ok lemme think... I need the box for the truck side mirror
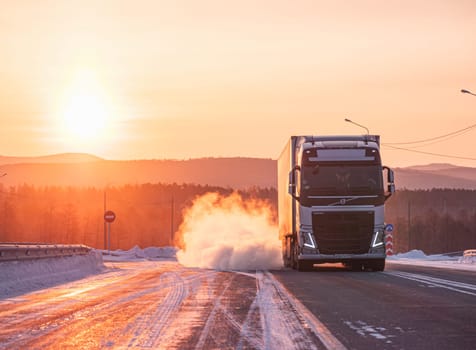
[383,166,395,200]
[387,183,395,194]
[387,168,394,183]
[288,166,300,200]
[288,170,296,196]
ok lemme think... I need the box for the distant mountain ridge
[0,153,103,165]
[394,164,476,190]
[0,156,276,189]
[0,154,474,190]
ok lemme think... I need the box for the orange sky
[1,0,476,167]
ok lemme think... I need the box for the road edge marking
[266,272,348,350]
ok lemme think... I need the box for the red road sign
[104,210,116,223]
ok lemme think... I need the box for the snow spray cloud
[176,192,282,270]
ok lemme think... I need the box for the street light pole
[461,89,476,96]
[344,118,370,134]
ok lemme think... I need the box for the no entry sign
[104,210,116,223]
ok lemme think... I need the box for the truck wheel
[297,261,313,272]
[291,254,298,270]
[291,240,299,270]
[351,261,364,271]
[368,259,385,272]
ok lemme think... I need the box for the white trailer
[278,135,395,271]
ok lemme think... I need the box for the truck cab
[278,135,395,271]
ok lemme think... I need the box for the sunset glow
[0,1,475,166]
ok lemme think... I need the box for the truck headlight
[301,231,316,249]
[372,230,385,248]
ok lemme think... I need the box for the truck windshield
[300,163,384,204]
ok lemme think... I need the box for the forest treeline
[0,183,475,254]
[0,183,277,250]
[385,189,476,254]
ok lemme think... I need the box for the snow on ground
[387,249,476,271]
[0,250,104,299]
[0,246,178,299]
[1,246,475,299]
[100,245,177,262]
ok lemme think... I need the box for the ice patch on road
[176,192,282,270]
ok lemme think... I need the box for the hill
[0,154,475,190]
[394,164,476,190]
[0,153,103,165]
[0,157,276,189]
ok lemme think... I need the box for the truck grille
[312,211,374,254]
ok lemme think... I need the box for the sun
[63,89,107,139]
[59,69,111,142]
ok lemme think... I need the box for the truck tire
[368,259,386,272]
[291,251,298,270]
[291,239,299,270]
[350,261,364,271]
[283,238,292,268]
[297,261,313,272]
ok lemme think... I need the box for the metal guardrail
[0,243,91,262]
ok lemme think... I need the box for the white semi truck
[278,135,395,271]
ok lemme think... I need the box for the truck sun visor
[304,148,375,162]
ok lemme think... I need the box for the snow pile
[0,250,104,299]
[176,192,282,270]
[101,245,177,261]
[458,251,476,264]
[388,249,476,271]
[390,250,429,260]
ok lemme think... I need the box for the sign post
[104,210,116,255]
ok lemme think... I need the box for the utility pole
[170,195,175,245]
[104,190,107,250]
[407,200,411,251]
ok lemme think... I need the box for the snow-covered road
[1,247,475,349]
[0,257,343,350]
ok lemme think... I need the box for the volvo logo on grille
[340,198,347,205]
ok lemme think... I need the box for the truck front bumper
[299,253,385,264]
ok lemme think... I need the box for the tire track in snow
[129,272,187,348]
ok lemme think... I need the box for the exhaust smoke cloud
[176,192,282,270]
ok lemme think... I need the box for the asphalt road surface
[273,261,476,350]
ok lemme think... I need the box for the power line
[383,123,476,145]
[401,127,475,149]
[383,144,476,161]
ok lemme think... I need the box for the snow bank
[458,254,476,265]
[388,249,476,271]
[100,245,177,262]
[0,250,104,299]
[389,250,429,260]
